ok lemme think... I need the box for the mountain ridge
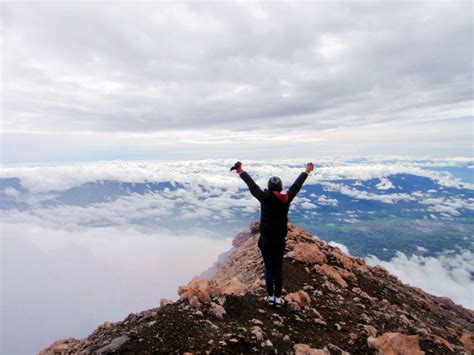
[40,222,473,354]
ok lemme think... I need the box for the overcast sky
[1,1,472,163]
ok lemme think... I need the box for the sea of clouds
[366,250,474,309]
[1,223,231,354]
[1,157,473,354]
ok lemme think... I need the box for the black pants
[258,236,285,298]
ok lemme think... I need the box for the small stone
[218,340,227,346]
[399,314,411,326]
[261,339,273,347]
[251,326,264,341]
[204,319,219,330]
[208,340,214,345]
[258,308,266,314]
[311,308,322,318]
[360,313,371,323]
[98,321,113,329]
[290,302,302,311]
[96,336,130,354]
[160,298,172,307]
[363,325,377,337]
[285,290,312,311]
[251,318,264,325]
[217,296,226,306]
[210,303,226,319]
[283,335,291,342]
[189,296,201,309]
[195,311,204,317]
[229,338,239,343]
[272,313,284,322]
[416,327,429,337]
[328,343,350,355]
[314,318,327,325]
[348,332,358,344]
[146,321,157,327]
[294,343,329,355]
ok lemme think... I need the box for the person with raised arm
[231,161,314,307]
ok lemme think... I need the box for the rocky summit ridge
[40,222,473,354]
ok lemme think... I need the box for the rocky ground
[40,222,473,354]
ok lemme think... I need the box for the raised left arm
[287,162,313,202]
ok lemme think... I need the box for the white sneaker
[267,295,275,305]
[274,297,284,307]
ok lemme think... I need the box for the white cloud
[321,181,413,204]
[3,187,20,198]
[300,201,317,209]
[0,222,231,354]
[421,196,474,216]
[0,188,258,230]
[317,195,338,206]
[2,157,472,194]
[1,157,472,232]
[376,177,394,190]
[366,251,474,309]
[329,241,350,255]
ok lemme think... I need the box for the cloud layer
[2,157,472,193]
[366,251,474,309]
[0,157,472,353]
[1,2,473,162]
[1,223,231,354]
[1,158,472,230]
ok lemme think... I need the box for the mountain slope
[40,222,473,354]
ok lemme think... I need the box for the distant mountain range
[1,171,472,260]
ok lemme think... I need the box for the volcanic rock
[314,264,348,288]
[284,290,312,311]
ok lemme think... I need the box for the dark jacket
[240,171,308,240]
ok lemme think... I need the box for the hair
[268,176,283,192]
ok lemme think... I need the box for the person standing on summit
[231,161,314,307]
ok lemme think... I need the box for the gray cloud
[1,1,472,138]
